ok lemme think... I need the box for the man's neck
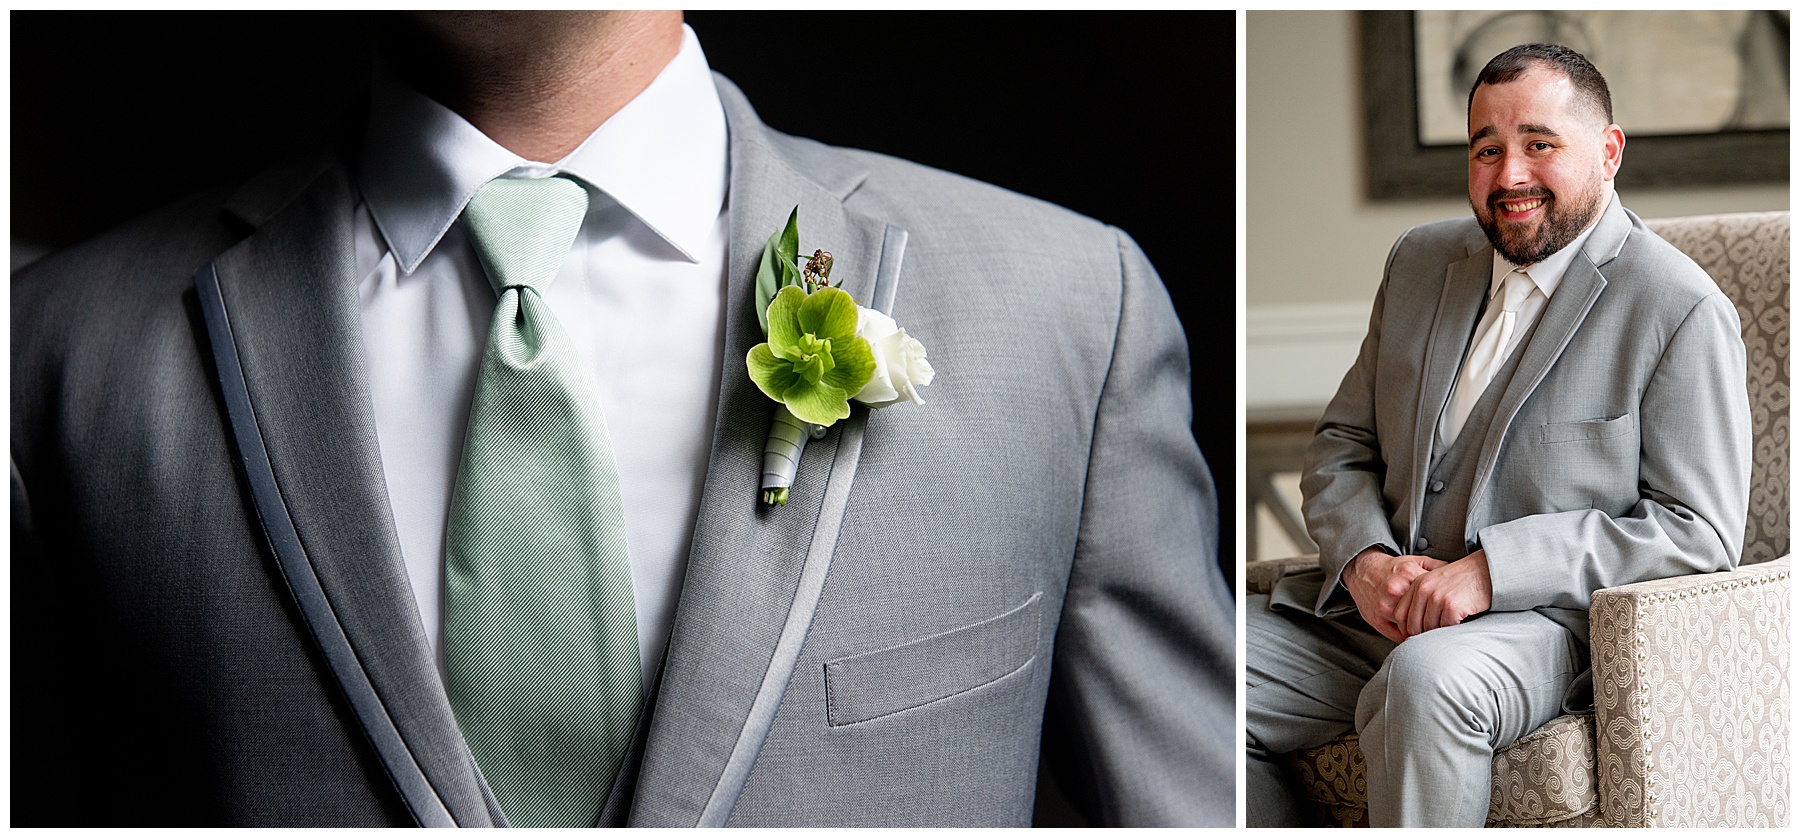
[379,10,684,162]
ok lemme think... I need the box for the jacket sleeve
[1296,232,1413,615]
[1478,290,1750,612]
[1039,229,1234,826]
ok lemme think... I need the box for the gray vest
[1413,318,1543,562]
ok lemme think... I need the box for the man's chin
[1484,222,1548,265]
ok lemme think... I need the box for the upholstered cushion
[1645,212,1789,565]
[1283,734,1369,827]
[1284,714,1602,827]
[1487,714,1601,826]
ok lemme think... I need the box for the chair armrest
[1246,554,1320,596]
[1589,556,1790,827]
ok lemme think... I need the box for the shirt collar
[1489,191,1612,301]
[358,24,728,274]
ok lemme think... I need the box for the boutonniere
[749,207,934,506]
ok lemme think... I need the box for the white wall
[1246,10,1790,412]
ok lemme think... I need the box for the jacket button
[1429,480,1445,493]
[1415,537,1430,551]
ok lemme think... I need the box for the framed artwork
[1362,10,1789,199]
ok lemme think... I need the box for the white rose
[852,307,934,408]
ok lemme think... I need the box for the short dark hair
[1467,43,1613,126]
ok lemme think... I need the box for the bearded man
[1245,43,1750,827]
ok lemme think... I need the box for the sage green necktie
[444,175,641,828]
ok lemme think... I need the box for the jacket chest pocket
[822,592,1042,727]
[1507,413,1639,514]
[1539,413,1634,444]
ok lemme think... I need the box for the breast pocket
[1515,413,1639,513]
[1539,413,1634,444]
[822,593,1042,727]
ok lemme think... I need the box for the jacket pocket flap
[823,592,1042,727]
[1540,413,1633,444]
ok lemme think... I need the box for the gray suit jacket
[9,77,1232,826]
[1282,199,1750,640]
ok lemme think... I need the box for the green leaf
[755,233,780,336]
[820,333,876,396]
[782,379,851,426]
[766,286,807,357]
[776,207,801,289]
[797,286,860,341]
[755,207,803,334]
[747,343,800,402]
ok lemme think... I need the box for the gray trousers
[1246,580,1586,827]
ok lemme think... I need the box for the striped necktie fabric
[444,175,641,828]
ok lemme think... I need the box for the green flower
[747,286,876,426]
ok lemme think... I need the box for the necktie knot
[462,176,590,294]
[1499,269,1534,313]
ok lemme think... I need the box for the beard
[1473,181,1604,266]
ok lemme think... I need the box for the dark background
[11,11,1235,826]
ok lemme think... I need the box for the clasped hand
[1341,547,1493,644]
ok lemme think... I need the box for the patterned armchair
[1248,211,1790,827]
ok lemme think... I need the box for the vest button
[1429,480,1445,493]
[1415,537,1430,551]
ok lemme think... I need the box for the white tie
[1441,268,1536,447]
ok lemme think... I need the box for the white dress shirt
[353,25,729,680]
[1434,194,1610,451]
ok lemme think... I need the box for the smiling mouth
[1498,197,1545,214]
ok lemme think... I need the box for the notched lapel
[199,165,496,827]
[630,84,894,826]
